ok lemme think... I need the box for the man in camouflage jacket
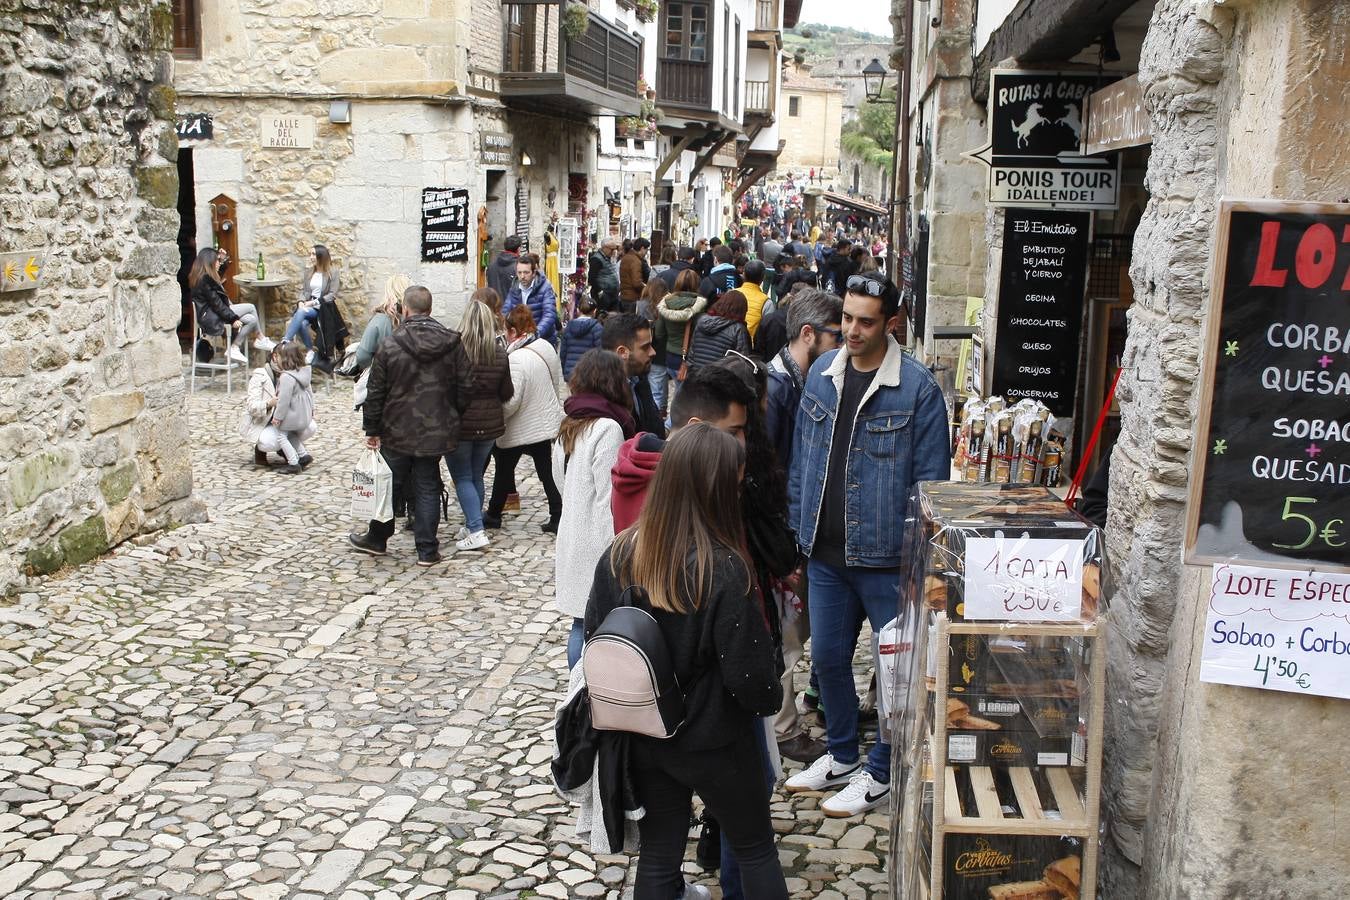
[349,285,472,566]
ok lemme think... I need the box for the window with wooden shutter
[173,0,201,58]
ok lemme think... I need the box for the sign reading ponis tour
[966,70,1121,210]
[1186,199,1350,570]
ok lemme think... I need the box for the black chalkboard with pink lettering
[1188,201,1350,569]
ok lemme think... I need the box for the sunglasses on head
[722,349,768,384]
[846,274,890,297]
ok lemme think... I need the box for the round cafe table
[232,275,291,359]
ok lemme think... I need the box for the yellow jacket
[741,281,771,340]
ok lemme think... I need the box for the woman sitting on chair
[284,244,341,368]
[190,248,271,363]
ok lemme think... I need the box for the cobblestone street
[0,375,889,899]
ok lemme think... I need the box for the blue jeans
[806,558,899,782]
[719,720,775,899]
[567,617,585,670]
[446,439,495,533]
[647,364,668,414]
[284,305,319,348]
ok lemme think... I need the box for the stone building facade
[891,0,1350,891]
[0,2,200,593]
[776,71,844,175]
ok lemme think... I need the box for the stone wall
[177,0,466,97]
[778,88,844,171]
[0,1,201,594]
[185,98,482,328]
[1104,0,1350,895]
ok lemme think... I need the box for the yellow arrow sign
[24,257,40,281]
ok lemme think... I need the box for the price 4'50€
[1273,497,1345,550]
[1252,654,1311,690]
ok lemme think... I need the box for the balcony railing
[755,0,777,31]
[502,2,642,115]
[745,80,770,113]
[657,58,710,108]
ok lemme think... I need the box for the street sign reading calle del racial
[965,69,1122,210]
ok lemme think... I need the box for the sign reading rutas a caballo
[1187,199,1350,571]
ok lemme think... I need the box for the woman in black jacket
[586,424,787,900]
[189,248,266,363]
[684,290,752,378]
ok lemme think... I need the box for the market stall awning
[822,191,888,216]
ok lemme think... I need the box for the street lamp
[862,58,888,102]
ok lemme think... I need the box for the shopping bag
[352,448,394,522]
[875,617,913,727]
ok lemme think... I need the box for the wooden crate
[906,617,1105,900]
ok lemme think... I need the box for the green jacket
[653,292,708,357]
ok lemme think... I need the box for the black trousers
[630,730,788,900]
[486,441,561,520]
[367,449,441,560]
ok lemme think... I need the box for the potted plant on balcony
[635,0,659,23]
[563,2,590,43]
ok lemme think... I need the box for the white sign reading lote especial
[1200,563,1350,700]
[964,536,1085,622]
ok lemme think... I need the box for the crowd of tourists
[203,225,949,898]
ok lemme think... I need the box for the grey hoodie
[273,366,315,432]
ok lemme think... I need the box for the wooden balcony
[745,79,771,116]
[501,2,642,118]
[748,0,779,48]
[657,57,711,109]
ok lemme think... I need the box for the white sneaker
[255,335,277,353]
[453,526,469,541]
[305,349,315,364]
[681,885,712,900]
[783,752,861,794]
[455,530,490,551]
[821,770,890,818]
[227,345,247,363]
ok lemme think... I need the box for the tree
[840,88,896,170]
[793,47,807,66]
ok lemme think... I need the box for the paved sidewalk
[0,375,888,899]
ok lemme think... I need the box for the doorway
[484,169,507,253]
[175,146,196,349]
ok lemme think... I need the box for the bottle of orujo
[1022,419,1045,484]
[992,413,1014,483]
[256,252,266,280]
[1041,439,1064,487]
[964,415,986,482]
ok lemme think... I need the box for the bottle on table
[256,253,266,280]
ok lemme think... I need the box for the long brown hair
[472,286,505,334]
[188,248,222,288]
[558,349,630,457]
[311,244,333,276]
[673,268,700,293]
[640,276,668,310]
[614,423,748,613]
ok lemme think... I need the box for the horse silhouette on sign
[1012,103,1049,148]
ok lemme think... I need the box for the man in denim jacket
[784,272,951,817]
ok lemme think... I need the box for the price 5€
[1273,497,1345,550]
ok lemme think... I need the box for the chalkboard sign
[421,187,469,263]
[990,207,1091,417]
[1186,200,1350,570]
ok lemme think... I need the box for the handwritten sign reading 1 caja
[964,536,1085,622]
